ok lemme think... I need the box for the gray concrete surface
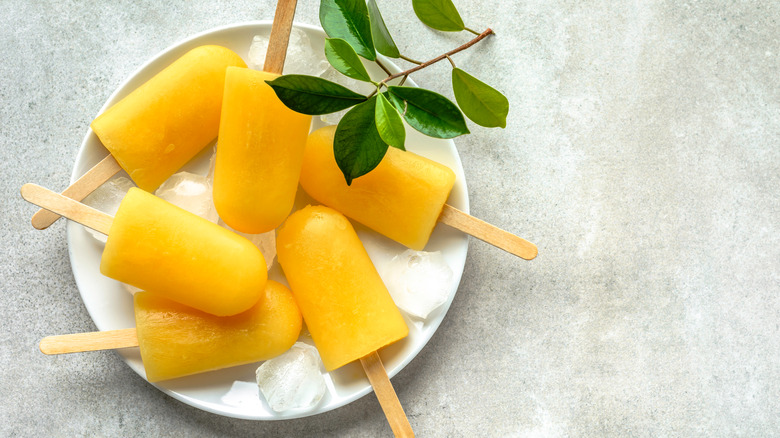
[2,1,778,436]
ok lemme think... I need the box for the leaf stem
[374,58,392,76]
[399,54,423,65]
[379,28,494,86]
[446,55,456,68]
[464,26,481,36]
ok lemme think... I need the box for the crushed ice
[248,28,330,76]
[81,176,135,243]
[380,249,454,320]
[255,342,327,412]
[154,171,218,223]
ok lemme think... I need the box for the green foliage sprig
[267,0,509,185]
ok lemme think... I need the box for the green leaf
[412,0,465,32]
[367,0,400,58]
[375,93,406,149]
[320,0,376,61]
[451,68,509,128]
[266,75,367,115]
[334,96,389,184]
[324,38,372,82]
[387,86,470,139]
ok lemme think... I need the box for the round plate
[67,21,469,420]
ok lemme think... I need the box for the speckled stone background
[2,1,778,436]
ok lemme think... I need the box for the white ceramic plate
[67,21,469,420]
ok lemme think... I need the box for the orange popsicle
[300,126,538,260]
[277,205,408,371]
[100,187,267,316]
[135,280,301,382]
[212,67,311,233]
[33,45,246,230]
[300,126,455,250]
[39,281,302,383]
[90,45,246,192]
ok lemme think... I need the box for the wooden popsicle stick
[30,0,298,230]
[40,328,138,355]
[20,183,113,235]
[264,0,298,74]
[438,203,538,260]
[30,155,122,230]
[43,330,414,438]
[360,351,415,438]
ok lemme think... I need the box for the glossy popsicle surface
[213,66,312,233]
[100,188,267,316]
[135,280,301,382]
[91,45,246,192]
[277,205,408,371]
[300,126,456,250]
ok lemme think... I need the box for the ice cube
[81,176,136,243]
[256,342,327,412]
[219,221,276,271]
[247,35,269,70]
[248,28,330,76]
[154,172,218,223]
[318,66,377,124]
[379,249,454,320]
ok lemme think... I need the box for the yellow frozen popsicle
[100,187,267,316]
[23,183,267,316]
[135,280,301,382]
[300,126,539,260]
[212,66,312,234]
[277,205,408,371]
[38,281,302,383]
[300,126,455,250]
[32,45,246,230]
[90,45,246,192]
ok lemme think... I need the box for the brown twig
[378,28,494,86]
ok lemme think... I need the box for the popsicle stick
[40,329,138,355]
[20,183,113,235]
[264,0,298,74]
[438,204,538,260]
[43,330,414,437]
[360,351,415,438]
[30,155,122,230]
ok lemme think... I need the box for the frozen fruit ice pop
[100,187,266,316]
[213,66,312,234]
[91,45,246,192]
[277,205,408,371]
[135,280,301,382]
[299,126,456,250]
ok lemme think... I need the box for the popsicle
[39,280,302,383]
[300,126,538,260]
[31,44,246,230]
[21,184,267,316]
[277,205,413,436]
[212,0,312,234]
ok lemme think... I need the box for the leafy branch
[377,28,494,86]
[267,0,509,184]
